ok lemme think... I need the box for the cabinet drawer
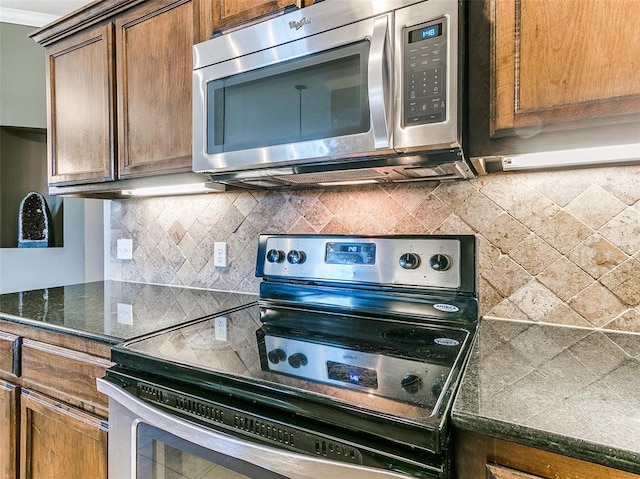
[21,340,113,417]
[0,332,20,379]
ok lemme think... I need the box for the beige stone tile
[412,195,453,232]
[374,197,412,231]
[537,257,594,302]
[433,180,478,210]
[288,216,319,234]
[599,207,640,255]
[596,166,640,205]
[390,214,429,234]
[509,234,562,275]
[232,191,258,216]
[167,220,186,245]
[318,217,350,234]
[509,280,562,321]
[481,213,530,254]
[536,211,593,254]
[568,283,627,327]
[478,276,503,316]
[567,234,627,279]
[478,172,533,210]
[433,214,476,235]
[334,197,369,232]
[540,303,592,328]
[487,298,529,321]
[318,189,354,214]
[604,310,640,333]
[456,191,503,231]
[600,258,640,307]
[564,185,626,229]
[507,189,561,231]
[387,182,434,212]
[483,255,531,298]
[531,170,592,207]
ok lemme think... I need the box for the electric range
[99,234,478,479]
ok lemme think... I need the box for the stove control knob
[401,373,423,394]
[399,253,421,270]
[429,254,451,272]
[266,249,285,263]
[267,348,286,364]
[288,353,308,369]
[287,250,306,265]
[431,376,445,397]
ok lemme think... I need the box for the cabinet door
[206,0,306,33]
[116,0,198,178]
[491,0,640,137]
[19,390,107,479]
[46,24,116,185]
[0,380,18,479]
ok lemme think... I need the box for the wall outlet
[214,242,227,267]
[117,238,133,260]
[117,302,133,325]
[214,316,228,341]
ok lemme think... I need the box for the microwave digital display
[408,23,442,43]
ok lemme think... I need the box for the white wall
[0,197,105,293]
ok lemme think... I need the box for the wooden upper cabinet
[46,24,115,186]
[204,0,307,34]
[491,0,640,138]
[116,0,197,178]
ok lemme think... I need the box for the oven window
[207,41,371,154]
[136,423,289,479]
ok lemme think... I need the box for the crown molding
[0,7,59,27]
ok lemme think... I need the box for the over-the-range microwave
[192,0,474,188]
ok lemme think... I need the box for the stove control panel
[260,334,452,407]
[257,234,476,291]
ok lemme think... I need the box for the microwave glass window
[207,41,371,154]
[136,423,290,479]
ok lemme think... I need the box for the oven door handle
[367,14,392,149]
[97,378,413,479]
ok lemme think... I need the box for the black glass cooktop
[112,303,472,430]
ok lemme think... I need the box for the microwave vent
[274,168,387,184]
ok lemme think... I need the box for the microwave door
[192,14,393,175]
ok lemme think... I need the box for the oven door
[97,378,439,479]
[192,13,392,175]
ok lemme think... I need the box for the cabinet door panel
[47,24,115,185]
[492,0,640,137]
[0,332,20,380]
[21,340,112,418]
[0,380,18,479]
[19,390,107,479]
[208,0,305,32]
[116,0,196,178]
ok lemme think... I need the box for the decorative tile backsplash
[110,165,640,333]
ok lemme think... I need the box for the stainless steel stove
[98,234,478,479]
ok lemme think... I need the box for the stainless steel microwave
[193,0,474,188]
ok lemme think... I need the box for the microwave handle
[368,15,392,149]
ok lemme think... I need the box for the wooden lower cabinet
[455,429,640,479]
[20,390,107,479]
[0,380,19,479]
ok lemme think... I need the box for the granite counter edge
[451,410,640,475]
[0,312,121,346]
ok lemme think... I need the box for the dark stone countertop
[0,281,257,345]
[452,318,640,475]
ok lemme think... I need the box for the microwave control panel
[403,17,448,126]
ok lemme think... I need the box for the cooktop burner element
[105,234,478,478]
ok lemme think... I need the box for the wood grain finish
[21,340,112,418]
[0,332,19,378]
[19,390,107,479]
[492,0,640,137]
[46,23,116,185]
[209,0,304,32]
[116,0,196,178]
[0,380,19,479]
[455,429,640,479]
